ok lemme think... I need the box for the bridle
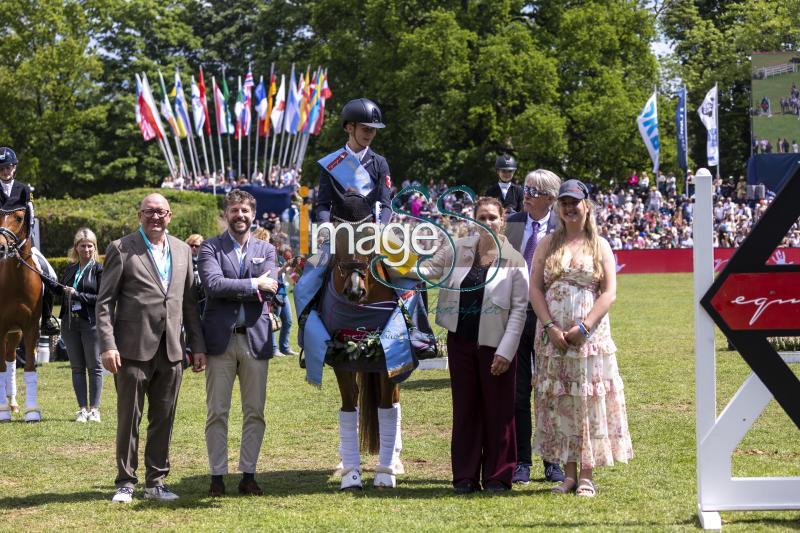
[0,209,30,261]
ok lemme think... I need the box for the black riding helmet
[495,154,517,171]
[0,147,18,168]
[341,98,386,129]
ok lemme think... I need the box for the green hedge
[38,188,223,256]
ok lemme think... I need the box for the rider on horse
[296,99,436,490]
[0,147,60,337]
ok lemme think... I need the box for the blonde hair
[523,169,562,199]
[543,199,604,283]
[185,234,204,247]
[252,226,271,242]
[67,228,99,263]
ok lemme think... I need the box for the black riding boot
[40,287,59,336]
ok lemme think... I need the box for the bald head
[138,193,172,244]
[140,193,170,212]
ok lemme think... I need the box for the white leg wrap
[23,372,40,421]
[339,410,362,490]
[338,410,360,472]
[392,403,403,473]
[0,374,8,421]
[375,406,399,488]
[5,359,16,399]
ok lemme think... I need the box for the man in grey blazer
[197,189,278,497]
[505,169,564,485]
[97,193,206,503]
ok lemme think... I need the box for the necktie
[523,221,540,269]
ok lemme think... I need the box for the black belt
[233,325,247,335]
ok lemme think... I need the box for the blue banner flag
[317,149,373,196]
[637,90,659,173]
[676,86,688,172]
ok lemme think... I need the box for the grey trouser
[205,333,269,475]
[114,336,182,488]
[61,317,103,408]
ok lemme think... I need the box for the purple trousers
[447,332,517,488]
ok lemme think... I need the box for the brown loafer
[208,478,225,497]
[238,479,263,496]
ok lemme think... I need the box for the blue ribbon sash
[317,149,373,197]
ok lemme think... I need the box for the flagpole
[187,128,201,179]
[269,131,278,185]
[156,137,174,176]
[715,82,720,180]
[201,69,218,177]
[277,128,286,174]
[222,67,233,180]
[212,76,226,182]
[199,131,210,175]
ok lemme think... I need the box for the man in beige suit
[96,193,207,503]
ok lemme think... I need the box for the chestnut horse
[0,207,43,422]
[323,195,403,489]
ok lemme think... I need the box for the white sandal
[576,478,596,497]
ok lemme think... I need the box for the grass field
[1,274,799,531]
[751,52,800,144]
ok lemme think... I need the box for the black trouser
[514,308,536,465]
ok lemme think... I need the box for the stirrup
[340,468,362,490]
[23,406,41,422]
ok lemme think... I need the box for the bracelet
[578,321,591,339]
[543,320,555,329]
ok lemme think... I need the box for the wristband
[543,320,555,329]
[578,321,591,339]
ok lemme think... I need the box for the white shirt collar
[0,179,13,197]
[528,210,550,228]
[498,181,512,192]
[344,143,368,162]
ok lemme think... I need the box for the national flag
[212,77,228,136]
[234,76,248,138]
[140,73,166,140]
[284,65,299,134]
[636,90,659,174]
[676,86,688,172]
[698,84,719,167]
[173,71,191,138]
[307,70,323,135]
[263,70,277,137]
[191,77,206,136]
[271,74,286,132]
[134,74,158,141]
[255,76,269,137]
[198,68,211,135]
[221,73,235,135]
[312,69,330,135]
[157,70,179,137]
[243,66,255,136]
[297,67,312,133]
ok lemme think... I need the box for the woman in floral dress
[529,179,633,497]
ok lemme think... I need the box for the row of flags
[135,65,332,144]
[636,85,719,174]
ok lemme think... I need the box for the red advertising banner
[707,272,800,330]
[614,248,800,274]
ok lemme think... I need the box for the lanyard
[138,226,171,281]
[73,260,94,290]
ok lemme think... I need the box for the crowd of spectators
[160,166,301,191]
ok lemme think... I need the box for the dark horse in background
[321,193,403,490]
[0,207,43,422]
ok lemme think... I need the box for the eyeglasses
[189,244,201,249]
[140,208,171,219]
[524,186,550,198]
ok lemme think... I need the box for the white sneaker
[112,487,134,503]
[75,408,89,423]
[88,408,101,423]
[144,485,179,501]
[340,469,362,490]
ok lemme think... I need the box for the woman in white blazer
[412,197,529,493]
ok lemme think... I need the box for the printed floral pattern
[533,260,633,468]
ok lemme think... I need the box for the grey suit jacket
[505,209,559,252]
[96,232,206,363]
[197,232,277,359]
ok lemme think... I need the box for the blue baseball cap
[558,179,589,200]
